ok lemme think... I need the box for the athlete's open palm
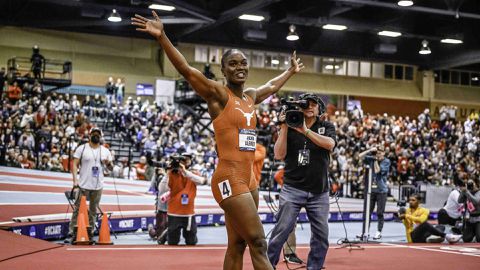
[131,11,164,38]
[290,51,305,73]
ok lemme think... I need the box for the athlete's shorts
[211,159,258,204]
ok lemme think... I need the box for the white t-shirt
[74,143,112,190]
[443,190,462,219]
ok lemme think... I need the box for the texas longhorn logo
[235,108,255,126]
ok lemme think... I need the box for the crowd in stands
[328,107,480,198]
[1,75,479,198]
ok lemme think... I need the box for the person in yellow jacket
[400,194,461,243]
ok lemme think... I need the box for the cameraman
[268,94,335,269]
[161,153,206,245]
[438,188,462,227]
[458,179,480,242]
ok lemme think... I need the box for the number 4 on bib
[218,180,232,199]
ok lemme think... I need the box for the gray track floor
[76,221,409,246]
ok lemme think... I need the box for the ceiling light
[397,1,414,7]
[441,38,463,44]
[108,9,122,22]
[286,25,299,41]
[378,31,402,37]
[419,40,431,55]
[148,4,175,11]
[239,14,265,22]
[271,59,280,65]
[472,77,479,81]
[322,24,347,31]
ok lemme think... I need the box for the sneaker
[426,235,444,243]
[445,234,461,244]
[284,253,303,265]
[373,231,382,240]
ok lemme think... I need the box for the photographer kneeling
[458,179,480,242]
[400,194,461,244]
[160,153,206,245]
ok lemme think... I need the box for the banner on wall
[430,102,480,121]
[155,79,175,104]
[347,100,362,111]
[56,85,105,96]
[136,83,154,96]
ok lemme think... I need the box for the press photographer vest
[168,172,197,216]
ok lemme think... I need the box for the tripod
[334,192,364,251]
[336,155,379,250]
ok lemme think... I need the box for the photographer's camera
[280,98,309,128]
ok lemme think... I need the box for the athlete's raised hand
[289,51,305,73]
[131,11,164,38]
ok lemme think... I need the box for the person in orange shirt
[135,156,147,180]
[161,154,206,245]
[253,142,266,186]
[7,82,22,103]
[133,11,303,269]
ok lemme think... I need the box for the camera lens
[286,111,304,128]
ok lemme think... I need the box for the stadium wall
[1,27,479,115]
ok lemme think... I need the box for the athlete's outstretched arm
[246,51,304,104]
[132,11,219,100]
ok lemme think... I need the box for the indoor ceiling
[1,0,480,71]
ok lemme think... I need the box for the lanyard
[91,145,101,166]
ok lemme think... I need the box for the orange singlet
[211,89,258,203]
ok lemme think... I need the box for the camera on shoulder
[280,97,309,128]
[167,153,186,173]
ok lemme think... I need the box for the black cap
[299,93,321,104]
[299,93,326,114]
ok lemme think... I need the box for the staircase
[90,116,141,164]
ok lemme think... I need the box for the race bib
[239,129,256,151]
[218,180,232,200]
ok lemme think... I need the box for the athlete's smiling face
[221,52,249,85]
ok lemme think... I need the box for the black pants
[369,192,387,232]
[437,209,460,226]
[462,221,480,243]
[167,215,197,245]
[411,222,446,243]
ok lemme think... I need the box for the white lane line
[381,243,480,258]
[66,245,455,252]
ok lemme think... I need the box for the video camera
[467,180,475,191]
[167,154,186,173]
[280,97,309,128]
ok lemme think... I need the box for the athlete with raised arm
[132,11,304,269]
